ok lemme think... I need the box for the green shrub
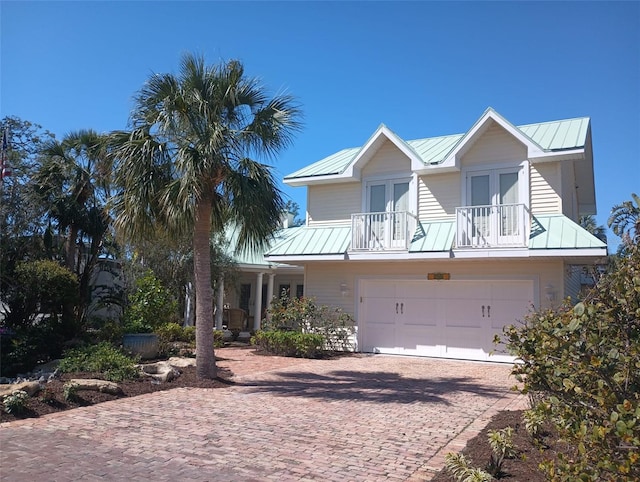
[501,244,640,480]
[63,382,79,402]
[2,390,29,414]
[213,329,224,348]
[123,271,178,333]
[444,453,493,482]
[183,326,196,343]
[58,342,139,382]
[264,295,355,351]
[251,331,324,358]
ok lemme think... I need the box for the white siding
[361,140,411,177]
[304,259,564,316]
[461,122,527,166]
[418,172,459,219]
[560,161,578,220]
[307,182,361,225]
[531,162,561,214]
[563,265,582,304]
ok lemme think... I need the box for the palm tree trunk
[65,225,78,271]
[193,198,216,379]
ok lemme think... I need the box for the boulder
[139,361,180,383]
[167,357,196,368]
[0,381,41,398]
[68,379,123,395]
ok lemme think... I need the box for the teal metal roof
[267,225,352,256]
[224,225,304,266]
[285,115,590,180]
[529,215,606,250]
[409,220,456,252]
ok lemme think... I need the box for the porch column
[253,272,264,331]
[266,273,276,321]
[214,276,224,330]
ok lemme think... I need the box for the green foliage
[39,387,56,404]
[7,259,79,330]
[251,331,324,358]
[501,243,640,480]
[155,322,189,343]
[2,390,29,414]
[0,259,79,376]
[63,382,79,402]
[264,295,355,351]
[486,427,516,476]
[444,453,493,482]
[123,271,178,333]
[212,329,224,348]
[608,192,640,247]
[58,342,139,382]
[522,406,547,442]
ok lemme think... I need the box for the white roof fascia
[347,124,425,178]
[529,149,585,163]
[346,251,452,260]
[284,174,359,187]
[451,248,531,259]
[529,248,607,258]
[265,254,348,262]
[440,108,547,169]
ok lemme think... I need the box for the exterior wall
[530,162,561,214]
[418,172,459,219]
[563,264,582,304]
[560,161,578,220]
[227,272,304,317]
[361,140,411,177]
[307,182,360,225]
[304,258,564,316]
[460,122,527,166]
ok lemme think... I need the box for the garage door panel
[360,278,533,362]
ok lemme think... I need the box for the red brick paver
[0,348,526,481]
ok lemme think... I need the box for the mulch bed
[0,364,233,424]
[430,409,568,481]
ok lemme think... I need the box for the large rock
[139,361,180,383]
[167,357,196,368]
[0,381,41,398]
[68,379,123,395]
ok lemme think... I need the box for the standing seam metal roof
[285,116,590,180]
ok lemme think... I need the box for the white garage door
[359,279,534,362]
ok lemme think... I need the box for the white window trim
[460,160,530,211]
[362,172,418,215]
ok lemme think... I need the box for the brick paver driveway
[0,348,526,481]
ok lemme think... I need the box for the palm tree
[578,215,607,243]
[35,130,112,272]
[608,193,640,247]
[109,54,301,379]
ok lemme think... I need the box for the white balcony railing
[456,203,528,248]
[351,211,417,251]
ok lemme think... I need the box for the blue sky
[1,1,638,250]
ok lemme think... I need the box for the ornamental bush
[264,295,355,351]
[251,331,324,358]
[123,271,178,333]
[58,342,139,382]
[501,244,640,480]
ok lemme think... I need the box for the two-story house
[264,108,607,362]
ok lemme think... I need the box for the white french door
[367,180,410,249]
[466,169,520,246]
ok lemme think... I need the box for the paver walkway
[0,348,527,481]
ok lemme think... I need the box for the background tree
[33,130,114,321]
[578,214,607,243]
[0,117,54,291]
[608,193,640,253]
[109,53,301,379]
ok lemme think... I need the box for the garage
[358,279,534,362]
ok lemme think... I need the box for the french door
[367,180,410,249]
[466,169,520,246]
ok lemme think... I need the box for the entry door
[367,180,410,249]
[467,169,520,246]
